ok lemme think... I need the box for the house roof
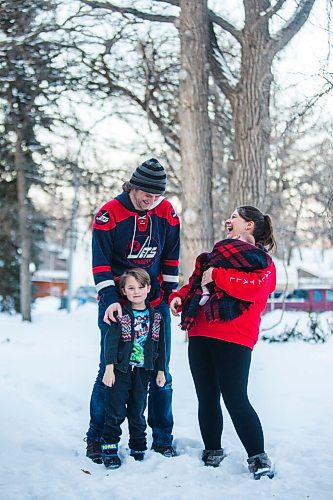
[32,270,68,282]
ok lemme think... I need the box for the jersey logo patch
[95,210,110,225]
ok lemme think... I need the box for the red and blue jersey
[92,192,180,308]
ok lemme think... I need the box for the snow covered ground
[0,299,333,500]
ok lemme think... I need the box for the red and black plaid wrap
[181,238,272,331]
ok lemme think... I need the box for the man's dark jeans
[86,300,174,447]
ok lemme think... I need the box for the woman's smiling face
[225,210,254,239]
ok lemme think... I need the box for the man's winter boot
[152,445,177,458]
[101,442,121,469]
[130,449,145,461]
[247,452,274,480]
[85,437,102,464]
[202,448,226,467]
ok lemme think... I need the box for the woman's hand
[170,297,182,316]
[156,370,166,387]
[103,364,115,387]
[201,267,214,286]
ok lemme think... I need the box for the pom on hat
[129,158,167,195]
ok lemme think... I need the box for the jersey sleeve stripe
[96,280,115,292]
[162,259,180,266]
[162,274,179,283]
[93,265,112,274]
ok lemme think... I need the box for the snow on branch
[212,47,238,88]
[208,23,237,97]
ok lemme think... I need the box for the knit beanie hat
[129,158,167,195]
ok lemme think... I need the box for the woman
[169,206,276,479]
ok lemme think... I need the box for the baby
[199,233,256,306]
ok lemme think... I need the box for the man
[86,158,180,462]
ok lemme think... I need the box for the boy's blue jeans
[86,300,174,447]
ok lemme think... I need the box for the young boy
[101,268,166,469]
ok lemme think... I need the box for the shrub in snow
[262,312,332,344]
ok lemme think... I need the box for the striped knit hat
[130,158,167,195]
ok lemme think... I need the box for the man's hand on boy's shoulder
[104,302,122,324]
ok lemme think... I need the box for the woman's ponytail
[262,214,277,252]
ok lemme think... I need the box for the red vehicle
[265,287,333,313]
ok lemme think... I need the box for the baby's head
[238,232,255,245]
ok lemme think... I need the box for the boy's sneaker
[152,445,177,458]
[247,452,274,480]
[84,437,102,464]
[101,443,121,469]
[202,448,226,467]
[130,449,145,461]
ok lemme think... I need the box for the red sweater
[169,262,276,350]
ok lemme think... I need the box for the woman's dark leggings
[188,336,264,457]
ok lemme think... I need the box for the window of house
[286,289,308,300]
[313,290,323,302]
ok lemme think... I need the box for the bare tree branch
[271,0,316,56]
[154,0,179,6]
[208,9,242,42]
[97,55,180,152]
[155,0,241,41]
[80,0,177,23]
[81,0,242,42]
[282,81,333,132]
[261,0,287,20]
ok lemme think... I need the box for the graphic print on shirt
[130,309,150,366]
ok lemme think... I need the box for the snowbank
[0,298,333,500]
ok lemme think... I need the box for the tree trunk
[15,128,32,322]
[179,0,214,282]
[228,20,273,211]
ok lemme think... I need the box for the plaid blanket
[181,238,272,331]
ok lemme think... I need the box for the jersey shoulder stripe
[151,198,180,226]
[93,199,134,231]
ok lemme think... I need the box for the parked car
[265,287,333,313]
[76,286,97,304]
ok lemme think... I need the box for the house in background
[32,269,68,298]
[297,266,333,287]
[272,258,298,291]
[273,248,333,292]
[31,222,93,300]
[266,250,333,313]
[32,243,68,298]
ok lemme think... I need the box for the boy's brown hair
[119,268,151,294]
